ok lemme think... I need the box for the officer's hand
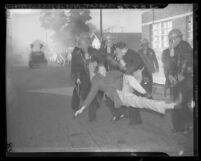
[188,100,195,111]
[76,78,81,84]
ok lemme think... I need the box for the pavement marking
[26,87,74,96]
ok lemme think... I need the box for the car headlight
[189,100,195,109]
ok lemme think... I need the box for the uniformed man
[138,38,159,98]
[162,38,175,98]
[166,29,193,133]
[107,42,146,125]
[70,32,101,122]
[99,35,117,71]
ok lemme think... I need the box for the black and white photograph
[6,4,197,156]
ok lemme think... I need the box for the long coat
[107,49,145,74]
[162,40,193,77]
[71,46,101,99]
[138,47,159,75]
[162,40,193,87]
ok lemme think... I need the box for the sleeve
[94,50,107,65]
[70,48,77,81]
[106,55,126,72]
[180,41,193,73]
[71,47,82,81]
[161,50,167,65]
[182,41,193,65]
[161,50,169,78]
[125,52,144,74]
[151,49,159,71]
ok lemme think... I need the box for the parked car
[29,51,48,68]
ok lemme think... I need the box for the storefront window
[152,20,172,51]
[151,20,172,84]
[187,15,193,47]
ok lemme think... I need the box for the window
[152,20,172,51]
[151,20,172,84]
[187,15,193,47]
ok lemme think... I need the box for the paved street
[6,64,193,155]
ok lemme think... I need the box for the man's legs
[79,79,99,122]
[88,91,104,122]
[172,108,186,132]
[88,95,100,122]
[172,101,193,133]
[171,81,192,132]
[105,95,119,120]
[104,95,128,121]
[142,69,153,98]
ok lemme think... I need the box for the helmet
[168,29,183,39]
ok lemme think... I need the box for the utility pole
[46,30,48,45]
[100,9,103,41]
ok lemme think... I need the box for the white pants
[122,74,146,94]
[117,74,175,114]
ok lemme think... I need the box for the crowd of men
[70,28,194,134]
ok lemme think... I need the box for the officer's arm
[106,55,126,72]
[180,42,193,74]
[152,49,159,71]
[125,52,144,74]
[71,48,77,81]
[161,50,167,65]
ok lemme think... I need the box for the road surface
[6,64,194,155]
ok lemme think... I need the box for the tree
[39,9,92,50]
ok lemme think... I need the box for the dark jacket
[123,49,145,73]
[99,44,117,71]
[174,40,193,74]
[162,48,178,79]
[71,46,101,83]
[138,47,159,75]
[107,49,145,74]
[162,40,193,78]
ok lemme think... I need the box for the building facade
[141,4,193,84]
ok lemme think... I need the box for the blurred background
[6,5,193,84]
[6,5,194,154]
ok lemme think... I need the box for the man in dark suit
[138,38,159,98]
[107,42,146,125]
[71,32,102,122]
[166,29,193,133]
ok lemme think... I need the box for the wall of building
[104,32,142,51]
[172,16,187,40]
[141,4,193,84]
[142,4,193,24]
[141,25,150,42]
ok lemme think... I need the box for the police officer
[100,35,117,71]
[166,29,193,133]
[106,42,145,125]
[138,38,159,98]
[71,32,101,122]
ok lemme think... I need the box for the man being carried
[105,42,146,125]
[74,65,178,117]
